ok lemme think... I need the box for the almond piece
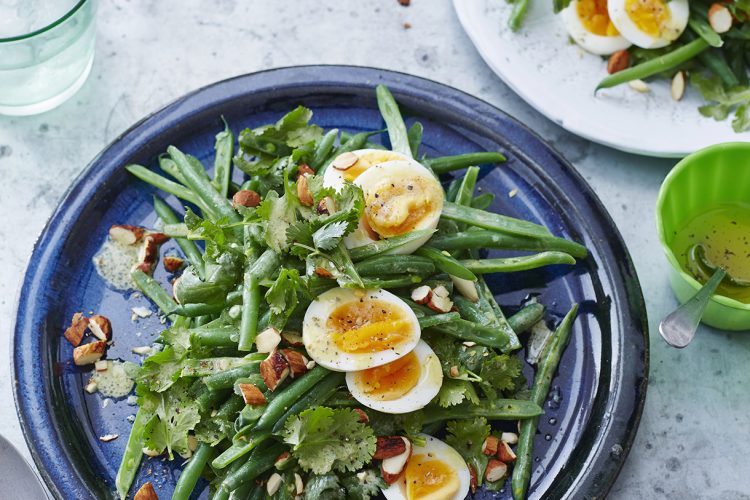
[232,189,261,209]
[297,163,315,177]
[374,436,408,459]
[607,50,630,75]
[451,275,479,302]
[266,473,283,496]
[256,327,282,354]
[449,365,460,378]
[281,349,309,378]
[315,266,334,279]
[281,331,304,347]
[316,197,333,215]
[274,451,291,469]
[73,341,107,366]
[294,473,304,495]
[332,151,358,170]
[427,285,453,313]
[260,351,290,391]
[134,482,158,500]
[88,315,112,341]
[398,0,411,6]
[498,441,517,463]
[297,175,314,207]
[134,236,159,274]
[410,285,432,305]
[501,432,519,445]
[109,224,145,245]
[85,381,98,393]
[238,383,267,405]
[163,255,184,273]
[628,79,650,93]
[381,437,412,478]
[482,435,499,456]
[671,71,686,101]
[485,459,508,482]
[94,360,109,372]
[708,2,732,33]
[99,434,119,442]
[147,232,170,245]
[64,313,88,347]
[354,408,369,423]
[468,464,478,494]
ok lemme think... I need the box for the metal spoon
[0,435,50,499]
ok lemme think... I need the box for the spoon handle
[659,268,726,348]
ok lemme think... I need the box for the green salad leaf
[692,73,750,132]
[445,417,492,485]
[265,268,302,329]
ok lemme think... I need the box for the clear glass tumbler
[0,0,97,116]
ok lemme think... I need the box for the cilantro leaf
[256,190,298,253]
[140,380,200,459]
[445,417,491,485]
[304,474,345,499]
[340,469,385,500]
[282,407,376,474]
[480,354,523,393]
[238,106,322,158]
[436,378,480,407]
[136,346,185,393]
[265,268,301,329]
[691,73,750,133]
[313,221,349,250]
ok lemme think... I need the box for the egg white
[345,340,442,414]
[382,434,471,500]
[562,0,631,55]
[608,0,688,49]
[323,149,412,191]
[348,160,444,255]
[302,287,421,372]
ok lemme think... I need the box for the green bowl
[656,142,750,331]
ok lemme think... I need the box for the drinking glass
[0,0,97,116]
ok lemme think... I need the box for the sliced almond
[274,451,292,469]
[482,435,499,456]
[451,275,479,302]
[354,408,369,423]
[410,285,432,305]
[266,473,283,496]
[671,71,686,101]
[315,266,334,279]
[99,434,119,442]
[232,189,261,209]
[281,349,309,378]
[332,151,358,170]
[64,313,88,347]
[381,437,412,476]
[147,232,170,245]
[73,341,107,366]
[607,50,630,75]
[449,365,460,378]
[94,360,109,372]
[85,381,98,393]
[297,174,314,207]
[297,163,315,177]
[294,473,304,495]
[498,441,517,463]
[281,331,304,347]
[628,79,650,93]
[501,431,519,445]
[305,360,316,370]
[468,464,478,494]
[316,197,333,215]
[427,285,453,313]
[374,436,408,459]
[255,327,282,354]
[109,224,145,245]
[132,346,152,355]
[260,351,290,391]
[238,383,267,405]
[163,255,184,273]
[134,482,158,500]
[708,2,732,33]
[88,315,112,341]
[485,459,508,482]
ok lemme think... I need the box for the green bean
[171,302,225,317]
[423,152,506,176]
[204,363,261,391]
[311,128,339,171]
[596,38,710,90]
[211,456,249,500]
[477,279,521,351]
[187,154,212,181]
[688,15,723,48]
[168,145,240,224]
[219,441,286,491]
[445,178,461,203]
[415,246,477,281]
[698,50,740,87]
[159,156,187,184]
[357,275,424,289]
[349,229,436,261]
[196,388,231,414]
[453,296,495,326]
[454,166,479,207]
[153,196,205,279]
[471,193,494,211]
[512,304,579,500]
[227,482,258,500]
[125,164,202,207]
[407,121,423,158]
[271,371,345,432]
[190,325,237,348]
[429,229,588,259]
[422,399,543,425]
[376,84,412,157]
[255,365,331,432]
[418,312,462,329]
[507,302,546,334]
[212,118,234,198]
[115,408,148,498]
[509,0,531,32]
[181,357,258,377]
[131,269,176,314]
[442,201,551,239]
[460,251,576,274]
[173,443,216,500]
[239,249,279,351]
[212,429,273,469]
[426,317,517,351]
[354,254,435,277]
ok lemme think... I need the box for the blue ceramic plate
[13,66,648,499]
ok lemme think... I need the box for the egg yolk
[341,152,405,182]
[405,454,460,500]
[328,299,413,353]
[363,176,442,238]
[576,0,619,36]
[625,0,670,37]
[355,351,420,400]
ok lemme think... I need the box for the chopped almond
[381,438,412,483]
[468,464,478,494]
[498,441,517,463]
[294,473,304,495]
[274,451,291,469]
[134,236,159,275]
[99,434,119,442]
[260,351,290,391]
[64,313,88,347]
[427,285,453,313]
[671,71,686,101]
[281,331,304,347]
[94,360,109,372]
[134,481,158,500]
[109,224,144,245]
[485,459,508,482]
[266,473,283,496]
[297,175,314,207]
[255,327,282,354]
[88,315,112,341]
[374,436,408,459]
[449,365,460,378]
[281,349,309,378]
[232,189,261,209]
[451,275,479,302]
[410,285,432,304]
[315,266,334,279]
[501,432,519,445]
[708,2,732,33]
[147,232,170,245]
[238,383,267,405]
[607,50,630,75]
[297,163,315,177]
[398,0,411,6]
[163,255,184,272]
[482,435,499,456]
[316,197,332,215]
[73,341,107,366]
[628,79,650,93]
[331,151,358,170]
[354,408,369,423]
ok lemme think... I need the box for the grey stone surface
[0,0,748,497]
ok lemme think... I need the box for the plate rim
[12,64,649,499]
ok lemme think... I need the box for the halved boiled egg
[302,287,421,372]
[347,160,444,254]
[323,149,411,191]
[382,435,471,500]
[345,340,442,414]
[562,0,631,55]
[608,0,688,49]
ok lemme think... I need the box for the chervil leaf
[313,221,349,250]
[282,407,376,474]
[265,268,301,329]
[445,418,491,484]
[436,378,480,407]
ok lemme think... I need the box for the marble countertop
[1,0,748,498]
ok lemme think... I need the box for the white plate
[453,0,750,157]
